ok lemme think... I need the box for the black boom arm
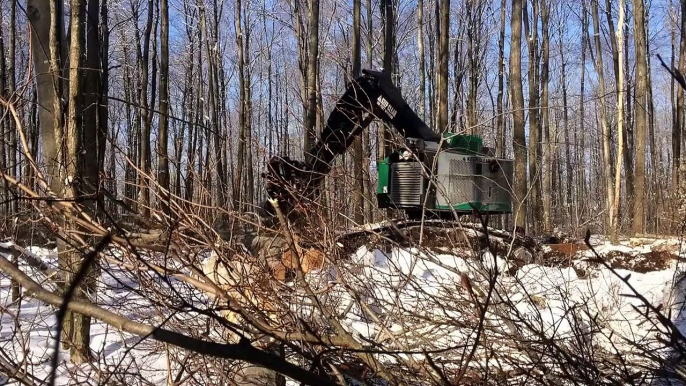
[258,69,439,220]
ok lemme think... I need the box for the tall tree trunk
[466,1,484,133]
[540,0,551,231]
[365,0,373,220]
[559,33,573,213]
[123,46,137,208]
[304,0,320,156]
[197,0,225,212]
[187,24,203,202]
[133,4,143,210]
[235,0,246,209]
[675,0,685,193]
[523,0,541,230]
[613,0,626,243]
[436,0,450,132]
[632,0,647,235]
[176,11,195,198]
[47,0,70,350]
[591,0,615,235]
[352,0,364,224]
[244,1,254,210]
[428,1,436,128]
[0,6,18,301]
[605,0,620,86]
[578,0,588,220]
[669,1,681,191]
[158,0,171,212]
[73,0,107,363]
[645,9,656,232]
[292,0,308,136]
[264,8,274,158]
[66,0,92,364]
[418,0,426,120]
[109,126,117,216]
[83,0,101,198]
[27,0,61,192]
[496,0,506,158]
[99,0,109,176]
[0,7,8,217]
[450,27,465,132]
[139,0,154,217]
[510,0,527,230]
[119,6,137,208]
[379,0,394,159]
[7,0,17,215]
[623,4,635,223]
[29,89,38,190]
[605,0,631,231]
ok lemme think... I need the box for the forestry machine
[257,69,514,223]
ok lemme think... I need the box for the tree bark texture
[632,0,647,235]
[591,0,615,234]
[436,0,450,132]
[304,0,320,156]
[158,0,171,211]
[613,0,626,243]
[510,0,527,230]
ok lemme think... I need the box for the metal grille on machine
[390,162,423,206]
[446,158,476,204]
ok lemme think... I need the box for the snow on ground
[343,243,677,339]
[0,234,685,384]
[323,236,686,381]
[0,246,173,385]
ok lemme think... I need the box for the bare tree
[613,0,626,243]
[7,0,17,216]
[139,0,154,217]
[83,0,105,195]
[365,0,374,220]
[418,0,426,121]
[466,0,486,133]
[632,0,647,235]
[436,0,450,132]
[121,8,138,209]
[65,0,91,363]
[510,0,527,230]
[235,0,247,211]
[0,1,17,301]
[541,0,551,231]
[304,0,320,155]
[591,0,615,236]
[644,8,657,232]
[496,0,507,158]
[243,0,254,210]
[352,0,364,224]
[559,27,573,214]
[523,0,542,230]
[379,0,394,159]
[674,0,684,192]
[158,0,171,211]
[623,2,635,221]
[578,0,588,218]
[0,3,8,216]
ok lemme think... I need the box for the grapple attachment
[260,156,325,219]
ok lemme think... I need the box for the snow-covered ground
[1,234,685,385]
[0,245,173,385]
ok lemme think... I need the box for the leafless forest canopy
[0,0,683,235]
